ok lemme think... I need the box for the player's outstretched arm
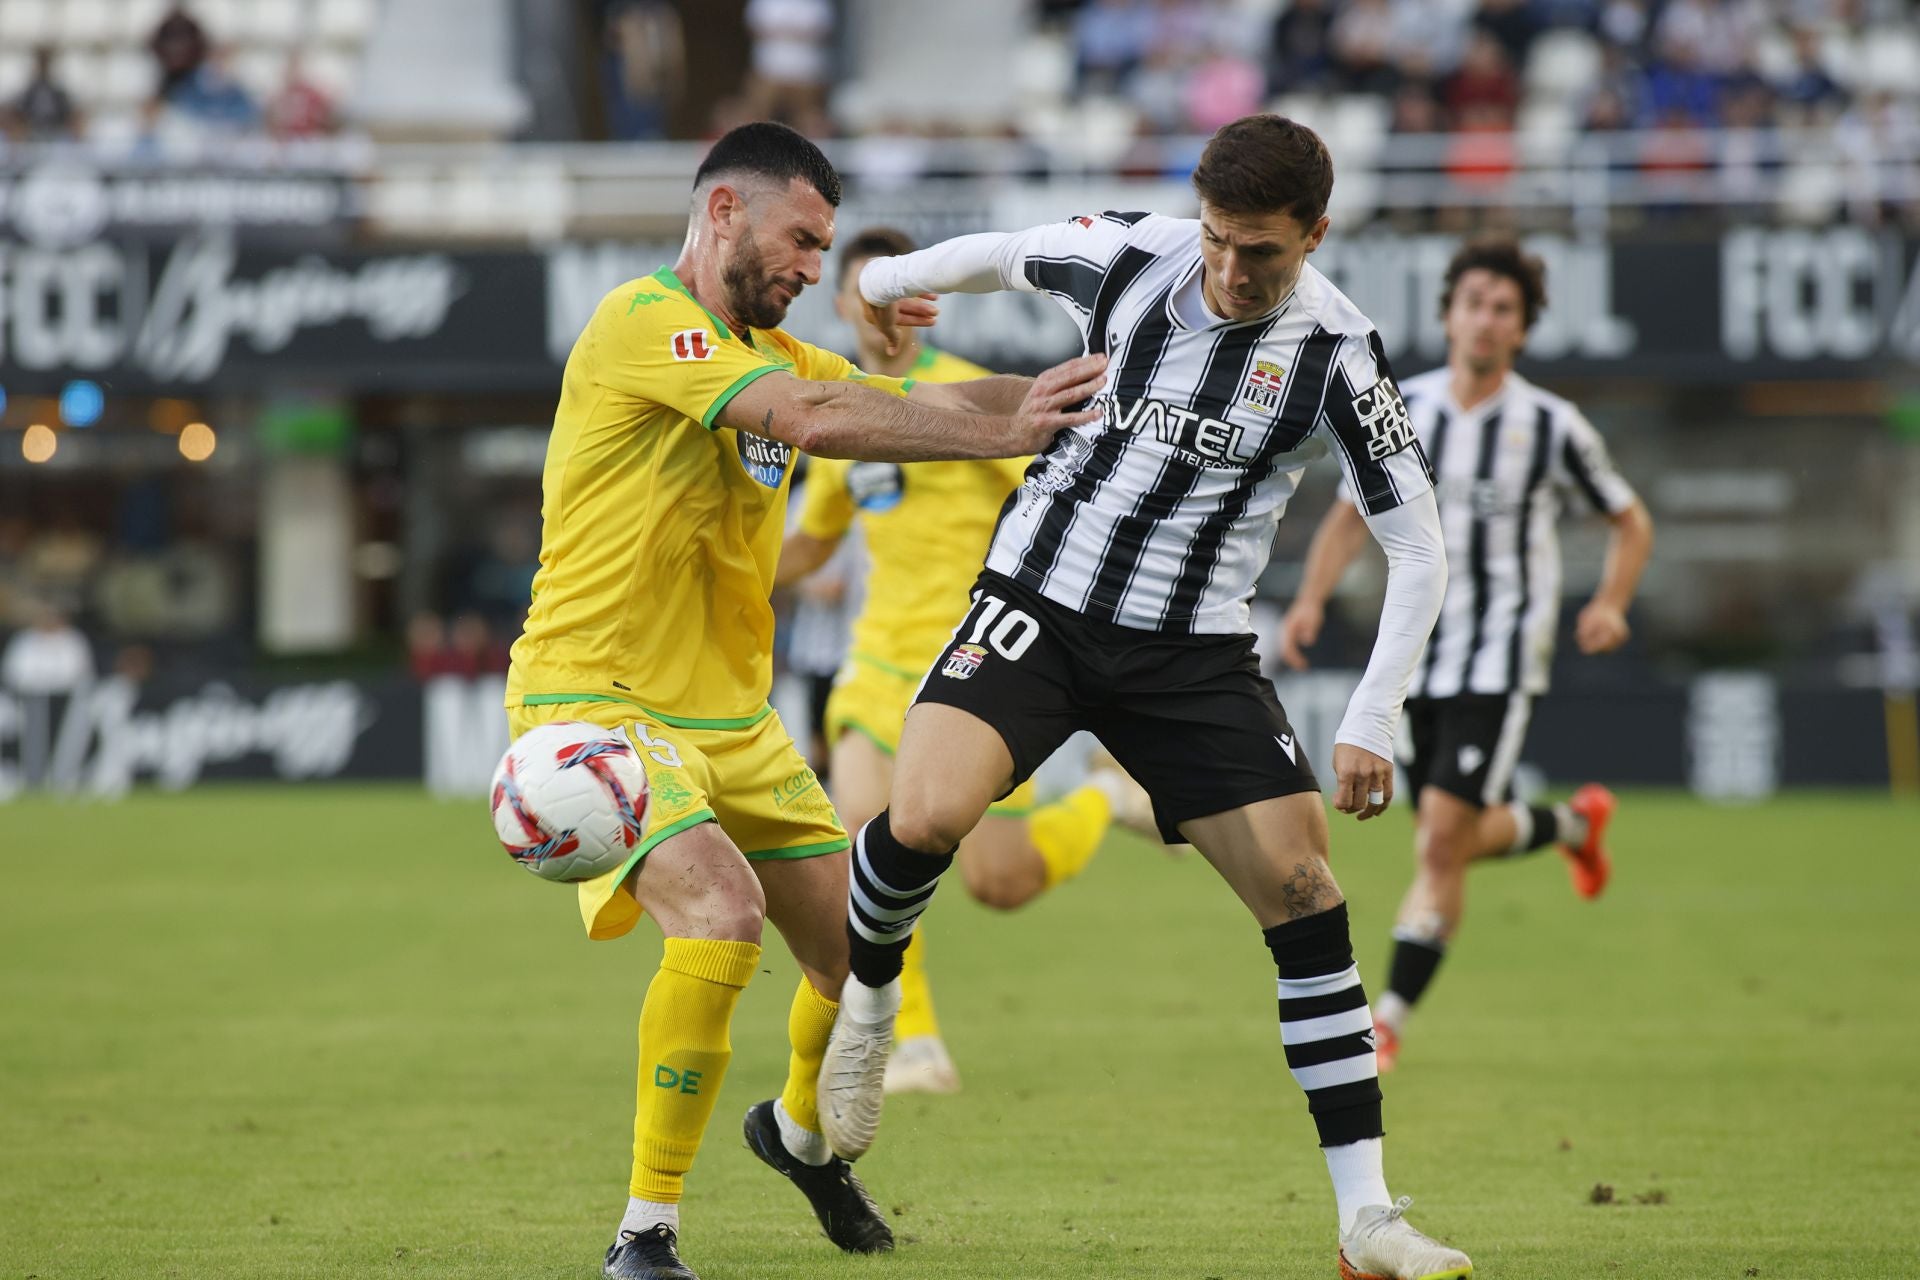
[1331,490,1447,822]
[1576,498,1655,654]
[909,375,1035,417]
[1278,498,1371,671]
[718,356,1106,463]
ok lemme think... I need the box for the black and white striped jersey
[984,211,1434,635]
[1380,368,1639,698]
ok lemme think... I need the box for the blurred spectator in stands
[1392,2,1472,83]
[167,47,262,135]
[3,601,94,698]
[267,53,337,139]
[1444,28,1520,123]
[744,0,834,133]
[408,611,509,679]
[1597,0,1650,52]
[1582,43,1641,130]
[1773,26,1846,121]
[1836,91,1920,226]
[150,4,210,98]
[1717,72,1778,203]
[1474,0,1540,63]
[1129,42,1191,133]
[1075,0,1153,93]
[1390,79,1445,134]
[4,47,83,143]
[407,612,450,681]
[1652,0,1762,78]
[1446,102,1518,187]
[1329,0,1401,95]
[1266,0,1337,93]
[1639,34,1718,127]
[601,0,683,141]
[1184,42,1264,134]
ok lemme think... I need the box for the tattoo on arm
[1278,859,1343,920]
[761,408,774,433]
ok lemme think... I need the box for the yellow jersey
[507,267,914,726]
[798,347,1029,677]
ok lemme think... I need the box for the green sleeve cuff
[700,363,785,431]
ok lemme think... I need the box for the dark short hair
[694,121,842,207]
[1440,235,1548,330]
[836,226,917,287]
[1191,114,1333,225]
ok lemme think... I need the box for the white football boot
[1337,1198,1473,1280]
[817,977,900,1159]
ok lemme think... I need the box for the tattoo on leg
[1279,859,1342,920]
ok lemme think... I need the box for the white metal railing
[0,126,1913,243]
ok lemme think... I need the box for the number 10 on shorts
[942,591,1040,680]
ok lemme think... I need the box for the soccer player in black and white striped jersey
[1279,237,1655,1074]
[818,116,1474,1280]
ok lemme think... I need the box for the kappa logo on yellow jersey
[670,329,715,361]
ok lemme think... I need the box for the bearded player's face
[722,177,835,330]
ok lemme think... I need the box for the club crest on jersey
[1350,375,1416,460]
[671,329,714,361]
[847,461,905,513]
[941,643,987,680]
[737,431,793,487]
[1243,360,1286,413]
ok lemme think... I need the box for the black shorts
[1402,694,1534,808]
[912,569,1318,843]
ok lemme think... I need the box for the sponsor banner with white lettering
[0,165,351,247]
[0,673,1897,800]
[4,229,1915,391]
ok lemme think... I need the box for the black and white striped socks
[846,810,954,988]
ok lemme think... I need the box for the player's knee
[686,874,767,943]
[1415,816,1473,875]
[886,798,974,855]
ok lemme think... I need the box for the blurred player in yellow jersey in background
[778,227,1155,1096]
[504,126,1108,1280]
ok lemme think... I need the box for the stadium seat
[101,47,155,109]
[1268,93,1328,133]
[1524,29,1602,104]
[194,0,242,39]
[1077,96,1144,168]
[52,48,106,105]
[314,0,377,45]
[0,0,57,45]
[125,0,168,37]
[1517,100,1576,154]
[304,47,359,102]
[1776,159,1842,224]
[1324,94,1390,162]
[239,0,306,46]
[0,48,30,99]
[1012,31,1074,105]
[1856,25,1920,93]
[234,47,289,102]
[56,0,115,44]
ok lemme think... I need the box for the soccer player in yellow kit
[503,123,1107,1280]
[778,227,1154,1095]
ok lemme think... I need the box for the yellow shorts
[507,699,848,941]
[824,653,1038,815]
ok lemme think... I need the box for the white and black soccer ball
[489,722,649,883]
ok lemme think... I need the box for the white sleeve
[859,232,1027,303]
[1317,332,1433,516]
[860,213,1143,331]
[1334,489,1446,761]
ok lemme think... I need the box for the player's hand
[1332,743,1393,821]
[1277,600,1324,671]
[1009,354,1109,453]
[862,292,939,357]
[1575,600,1630,654]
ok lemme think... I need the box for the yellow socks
[629,937,761,1202]
[778,976,838,1136]
[1030,784,1114,889]
[894,929,941,1041]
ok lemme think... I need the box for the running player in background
[1277,236,1655,1073]
[503,122,1108,1280]
[778,227,1155,1096]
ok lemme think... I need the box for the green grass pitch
[3,787,1916,1278]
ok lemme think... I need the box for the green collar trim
[653,266,733,341]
